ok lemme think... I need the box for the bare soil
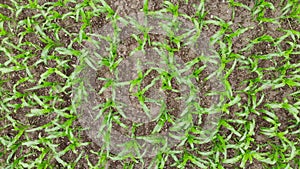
[0,0,299,168]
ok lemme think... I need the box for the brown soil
[0,0,299,168]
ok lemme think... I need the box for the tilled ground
[0,0,299,168]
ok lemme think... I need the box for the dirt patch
[0,0,299,168]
